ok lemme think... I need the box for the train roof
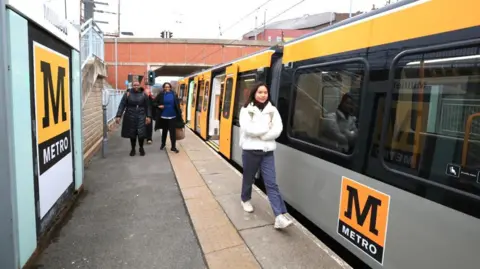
[181,0,480,79]
[282,0,417,47]
[282,0,479,63]
[179,1,417,81]
[182,46,279,80]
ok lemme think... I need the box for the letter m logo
[344,185,382,235]
[41,61,67,128]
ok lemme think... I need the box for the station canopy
[152,64,213,77]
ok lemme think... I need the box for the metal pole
[117,0,121,35]
[254,15,257,41]
[115,37,117,90]
[102,103,108,158]
[349,0,353,17]
[64,0,67,19]
[116,0,120,90]
[263,9,266,40]
[88,20,93,56]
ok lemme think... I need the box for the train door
[195,77,205,134]
[186,80,194,124]
[179,81,187,122]
[219,65,238,159]
[190,77,198,129]
[200,72,212,140]
[206,74,225,149]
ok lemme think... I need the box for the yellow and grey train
[176,0,480,268]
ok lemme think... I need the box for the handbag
[176,128,185,140]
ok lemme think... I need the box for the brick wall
[103,42,271,88]
[83,78,104,155]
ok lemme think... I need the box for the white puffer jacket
[239,102,283,152]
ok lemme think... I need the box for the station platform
[33,127,352,269]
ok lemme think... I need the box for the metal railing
[81,18,104,66]
[101,89,124,158]
[440,99,480,137]
[103,89,124,123]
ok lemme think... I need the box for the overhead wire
[186,0,279,63]
[187,0,308,65]
[263,0,306,25]
[220,0,276,34]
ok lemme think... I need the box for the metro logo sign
[33,41,71,176]
[337,177,390,265]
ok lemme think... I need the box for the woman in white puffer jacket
[239,83,293,229]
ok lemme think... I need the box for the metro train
[175,0,480,268]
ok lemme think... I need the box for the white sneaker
[241,200,254,213]
[274,214,293,229]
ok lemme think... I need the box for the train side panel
[177,1,480,267]
[276,0,480,267]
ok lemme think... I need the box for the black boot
[139,147,145,156]
[160,144,166,150]
[130,148,136,156]
[171,147,179,153]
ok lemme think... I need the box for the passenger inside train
[320,93,359,153]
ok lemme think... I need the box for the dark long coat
[116,88,152,139]
[153,91,185,131]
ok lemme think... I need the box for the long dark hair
[162,82,173,91]
[243,82,271,108]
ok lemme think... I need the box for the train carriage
[179,0,480,268]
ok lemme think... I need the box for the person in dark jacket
[115,81,152,156]
[319,93,358,153]
[153,82,184,153]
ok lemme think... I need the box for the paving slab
[216,193,273,231]
[241,226,346,269]
[33,129,206,269]
[201,173,242,196]
[168,129,352,269]
[205,244,260,269]
[167,139,262,269]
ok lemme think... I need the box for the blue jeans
[241,150,287,216]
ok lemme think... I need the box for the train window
[203,81,210,111]
[233,75,256,121]
[380,45,480,196]
[191,83,196,108]
[179,84,185,104]
[197,80,204,112]
[289,62,365,155]
[223,77,234,119]
[179,84,185,97]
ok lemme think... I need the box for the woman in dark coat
[153,82,184,153]
[115,81,152,156]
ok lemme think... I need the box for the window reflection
[374,47,480,196]
[290,63,364,154]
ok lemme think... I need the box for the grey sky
[46,0,391,83]
[90,0,389,38]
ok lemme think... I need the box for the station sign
[337,177,390,265]
[33,41,73,218]
[7,0,79,50]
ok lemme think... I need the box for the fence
[103,89,124,123]
[80,19,104,66]
[440,99,480,137]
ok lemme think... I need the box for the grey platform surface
[179,129,353,269]
[34,129,206,269]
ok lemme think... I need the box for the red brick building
[243,12,362,42]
